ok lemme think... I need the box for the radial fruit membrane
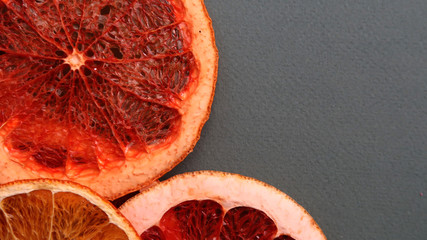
[0,0,200,178]
[120,172,327,240]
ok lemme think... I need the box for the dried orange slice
[0,179,140,239]
[0,0,217,199]
[120,171,327,240]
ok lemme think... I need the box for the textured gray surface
[162,0,427,239]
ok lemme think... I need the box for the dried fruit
[120,171,327,240]
[0,0,217,199]
[0,179,140,239]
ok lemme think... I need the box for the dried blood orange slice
[0,0,217,199]
[120,171,327,240]
[0,179,139,239]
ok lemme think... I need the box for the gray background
[162,0,427,239]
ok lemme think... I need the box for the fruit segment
[221,206,278,239]
[0,55,63,126]
[5,0,73,52]
[51,191,112,239]
[0,190,53,239]
[75,0,135,53]
[55,0,86,47]
[0,209,14,239]
[84,51,197,106]
[0,1,63,58]
[159,200,223,239]
[86,24,189,60]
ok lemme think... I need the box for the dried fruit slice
[120,171,327,240]
[0,0,217,199]
[0,179,139,239]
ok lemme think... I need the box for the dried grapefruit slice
[0,179,139,239]
[120,171,327,240]
[0,0,217,199]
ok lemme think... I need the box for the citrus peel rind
[120,171,327,239]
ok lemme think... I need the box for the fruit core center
[64,51,86,70]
